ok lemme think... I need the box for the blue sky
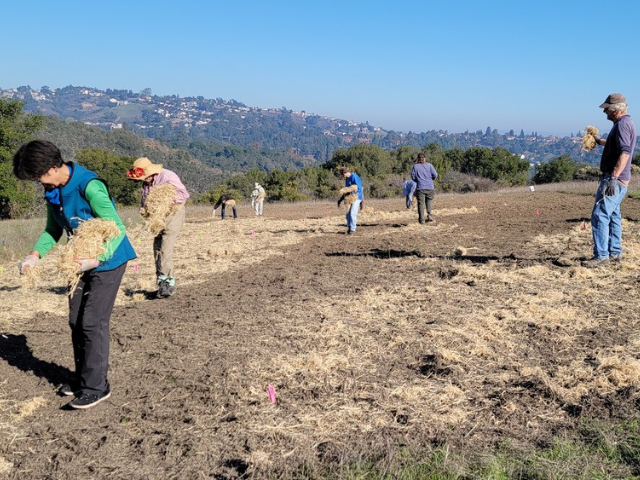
[2,0,638,137]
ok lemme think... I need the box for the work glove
[75,258,100,273]
[17,254,39,274]
[593,135,602,145]
[605,176,618,196]
[337,194,346,207]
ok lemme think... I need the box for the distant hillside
[38,116,223,193]
[3,85,605,165]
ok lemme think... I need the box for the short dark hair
[339,167,351,175]
[417,152,426,163]
[12,140,64,181]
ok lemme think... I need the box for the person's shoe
[167,284,176,296]
[69,389,111,410]
[347,230,354,235]
[427,214,434,222]
[610,253,622,263]
[582,256,610,268]
[157,279,171,298]
[419,220,426,224]
[59,383,80,397]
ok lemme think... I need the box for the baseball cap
[599,93,626,108]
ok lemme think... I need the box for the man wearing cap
[251,182,266,216]
[127,157,189,296]
[583,93,637,268]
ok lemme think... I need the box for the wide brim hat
[127,157,163,180]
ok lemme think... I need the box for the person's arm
[612,121,635,180]
[431,164,438,181]
[85,179,126,262]
[32,205,64,258]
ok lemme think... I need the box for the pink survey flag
[267,385,277,403]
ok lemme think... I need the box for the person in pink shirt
[127,157,189,297]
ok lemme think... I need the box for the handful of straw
[57,218,121,294]
[581,125,599,152]
[141,184,179,236]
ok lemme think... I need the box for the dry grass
[141,184,179,236]
[3,193,640,477]
[581,125,599,152]
[56,218,121,294]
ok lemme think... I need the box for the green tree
[0,99,45,218]
[533,155,582,184]
[75,148,139,205]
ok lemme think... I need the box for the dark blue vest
[47,163,136,272]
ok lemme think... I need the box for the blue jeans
[591,178,627,258]
[347,199,361,232]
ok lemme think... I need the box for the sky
[2,0,639,137]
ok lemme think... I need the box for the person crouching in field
[339,166,363,235]
[402,178,417,209]
[582,93,636,268]
[411,152,438,224]
[14,140,137,410]
[213,193,238,220]
[251,182,266,216]
[127,157,189,297]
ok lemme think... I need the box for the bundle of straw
[581,125,599,152]
[20,266,40,289]
[56,218,121,294]
[141,184,179,236]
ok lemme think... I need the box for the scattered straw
[57,218,121,294]
[0,457,13,475]
[581,125,599,152]
[141,184,179,236]
[16,396,47,419]
[20,266,40,289]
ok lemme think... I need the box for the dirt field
[2,183,640,479]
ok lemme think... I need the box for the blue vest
[48,163,136,272]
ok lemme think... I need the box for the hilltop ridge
[2,85,602,165]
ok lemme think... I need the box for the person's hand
[75,258,100,273]
[594,135,602,145]
[605,176,618,196]
[17,254,39,274]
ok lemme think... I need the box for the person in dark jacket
[13,140,136,410]
[213,194,237,220]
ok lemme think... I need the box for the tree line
[2,98,638,220]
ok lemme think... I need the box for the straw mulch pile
[56,218,121,294]
[141,184,179,236]
[581,125,599,152]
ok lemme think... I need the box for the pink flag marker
[251,230,256,237]
[536,209,540,216]
[134,264,139,272]
[504,202,508,206]
[581,221,586,231]
[267,385,277,403]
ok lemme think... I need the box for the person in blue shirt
[339,167,363,235]
[582,93,636,268]
[411,152,438,224]
[13,140,136,410]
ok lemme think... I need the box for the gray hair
[608,102,628,113]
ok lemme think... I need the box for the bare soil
[2,184,640,479]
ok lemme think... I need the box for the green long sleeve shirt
[33,180,127,262]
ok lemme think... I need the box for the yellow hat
[126,157,163,180]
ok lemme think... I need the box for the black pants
[68,263,127,395]
[416,189,435,223]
